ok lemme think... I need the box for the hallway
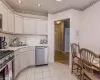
[55,50,69,65]
[54,19,70,65]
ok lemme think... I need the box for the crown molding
[0,0,14,12]
[1,0,100,16]
[53,0,100,14]
[82,0,100,10]
[14,9,48,16]
[53,7,82,14]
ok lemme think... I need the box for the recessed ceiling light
[37,4,41,7]
[17,0,22,4]
[56,0,62,1]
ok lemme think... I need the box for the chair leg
[77,66,79,72]
[80,68,82,80]
[71,62,74,73]
[82,72,84,80]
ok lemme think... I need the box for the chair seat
[83,69,99,80]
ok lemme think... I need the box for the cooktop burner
[0,50,14,54]
[0,50,14,71]
[0,50,14,59]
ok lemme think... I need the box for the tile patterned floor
[16,62,78,80]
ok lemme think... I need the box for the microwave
[0,14,2,30]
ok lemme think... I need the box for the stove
[0,50,14,68]
[0,50,14,80]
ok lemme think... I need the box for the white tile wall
[0,33,14,47]
[15,35,47,46]
[0,33,47,47]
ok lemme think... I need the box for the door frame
[54,18,70,64]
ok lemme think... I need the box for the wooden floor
[54,50,69,65]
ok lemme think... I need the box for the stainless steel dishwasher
[35,46,48,66]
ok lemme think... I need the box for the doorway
[54,19,70,65]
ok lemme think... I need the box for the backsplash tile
[14,35,48,46]
[0,33,14,47]
[0,33,48,47]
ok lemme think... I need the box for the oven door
[0,14,2,30]
[0,69,4,80]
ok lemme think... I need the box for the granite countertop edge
[0,44,48,51]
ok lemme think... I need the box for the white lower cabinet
[20,52,29,70]
[14,47,35,78]
[28,51,35,66]
[14,53,21,77]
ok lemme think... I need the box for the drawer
[20,47,29,53]
[14,50,20,56]
[28,47,35,51]
[20,47,35,53]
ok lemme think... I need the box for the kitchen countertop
[0,44,48,51]
[36,44,48,47]
[0,46,31,51]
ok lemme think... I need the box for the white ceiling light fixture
[56,21,61,24]
[17,0,22,4]
[37,4,41,7]
[56,0,62,2]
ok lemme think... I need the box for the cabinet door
[15,14,23,34]
[28,51,35,66]
[24,18,36,34]
[36,19,48,35]
[8,10,14,33]
[14,54,21,77]
[20,52,29,70]
[0,3,8,32]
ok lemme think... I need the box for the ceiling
[4,0,100,16]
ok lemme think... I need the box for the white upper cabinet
[36,19,48,35]
[8,10,14,33]
[24,18,36,34]
[15,14,24,34]
[0,1,48,35]
[0,3,8,32]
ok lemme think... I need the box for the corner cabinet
[20,52,29,70]
[15,14,24,34]
[0,3,8,32]
[24,18,36,34]
[8,10,14,33]
[14,50,21,78]
[36,19,48,35]
[28,50,35,66]
[14,47,35,78]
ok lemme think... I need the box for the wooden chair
[71,43,82,80]
[80,48,100,80]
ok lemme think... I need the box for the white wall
[48,14,54,63]
[53,9,82,43]
[48,9,82,70]
[80,1,100,54]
